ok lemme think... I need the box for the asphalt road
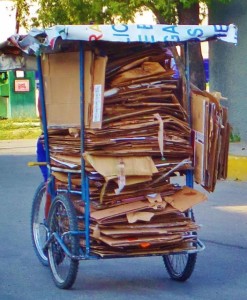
[0,140,247,300]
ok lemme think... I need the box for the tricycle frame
[35,40,205,288]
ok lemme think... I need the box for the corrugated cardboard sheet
[42,52,81,127]
[192,90,230,192]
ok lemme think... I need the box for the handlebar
[28,162,48,167]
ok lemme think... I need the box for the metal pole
[184,42,191,127]
[79,42,90,256]
[37,55,55,196]
[184,42,194,188]
[37,56,50,166]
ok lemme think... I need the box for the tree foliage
[12,0,30,32]
[13,0,231,29]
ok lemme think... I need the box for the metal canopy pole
[37,55,50,165]
[184,42,192,127]
[36,55,57,199]
[184,42,194,188]
[79,42,90,257]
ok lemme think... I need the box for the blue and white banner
[44,24,237,47]
[0,23,238,70]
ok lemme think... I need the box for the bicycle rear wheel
[163,252,197,281]
[47,194,79,289]
[163,209,197,281]
[31,182,48,266]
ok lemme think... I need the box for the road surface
[0,140,247,300]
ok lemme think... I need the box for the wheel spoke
[31,182,49,266]
[48,194,79,289]
[163,210,197,281]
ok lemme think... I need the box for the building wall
[209,0,247,141]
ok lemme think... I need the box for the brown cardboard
[126,211,155,223]
[206,103,220,191]
[164,186,207,212]
[110,62,170,87]
[191,92,209,185]
[90,200,151,222]
[113,176,152,186]
[42,52,81,127]
[89,240,196,257]
[90,55,108,129]
[83,154,158,179]
[99,227,171,237]
[97,222,198,237]
[218,107,230,179]
[52,171,81,185]
[191,89,230,192]
[84,50,94,127]
[98,233,182,247]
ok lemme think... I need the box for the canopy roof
[34,23,237,47]
[0,23,238,71]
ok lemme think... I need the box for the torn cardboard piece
[164,186,207,212]
[83,153,158,178]
[126,211,155,223]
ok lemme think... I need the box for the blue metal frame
[37,56,50,165]
[184,42,194,189]
[79,42,91,258]
[36,55,55,198]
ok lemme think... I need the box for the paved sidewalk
[0,139,37,154]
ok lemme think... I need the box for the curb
[0,139,36,155]
[228,155,247,181]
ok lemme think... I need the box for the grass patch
[230,132,241,143]
[0,118,41,140]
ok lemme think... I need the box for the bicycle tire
[47,194,79,289]
[163,209,197,281]
[31,182,49,266]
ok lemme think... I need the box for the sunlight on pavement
[215,205,247,215]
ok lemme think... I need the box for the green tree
[11,0,30,33]
[13,0,232,30]
[13,0,231,90]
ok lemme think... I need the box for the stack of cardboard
[191,90,230,192]
[72,186,206,257]
[41,42,218,256]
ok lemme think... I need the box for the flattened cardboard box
[90,55,108,129]
[191,92,209,185]
[42,51,107,128]
[42,52,81,127]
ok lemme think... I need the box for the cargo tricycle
[18,24,236,289]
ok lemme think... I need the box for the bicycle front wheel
[31,182,48,266]
[47,194,79,289]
